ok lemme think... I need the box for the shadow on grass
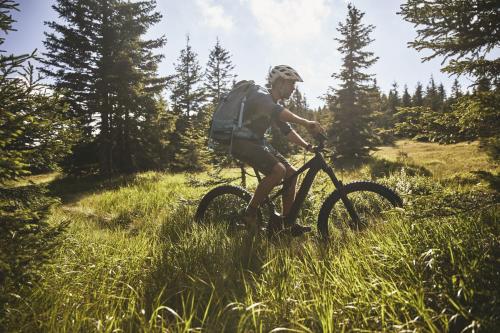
[473,170,500,192]
[47,173,139,204]
[143,204,269,331]
[0,184,69,330]
[368,157,432,178]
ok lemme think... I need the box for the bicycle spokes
[202,193,248,226]
[332,191,394,230]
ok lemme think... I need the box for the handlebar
[314,132,327,150]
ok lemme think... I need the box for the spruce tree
[385,82,400,125]
[424,76,442,112]
[402,84,412,107]
[368,79,392,144]
[399,0,499,85]
[42,0,169,174]
[204,38,236,105]
[1,2,74,323]
[412,82,424,106]
[107,0,169,172]
[450,79,463,100]
[327,4,379,165]
[169,36,207,171]
[204,38,238,173]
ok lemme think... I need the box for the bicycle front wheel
[195,185,259,228]
[317,181,403,239]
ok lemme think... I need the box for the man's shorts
[231,138,291,175]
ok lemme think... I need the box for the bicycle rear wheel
[195,185,260,228]
[317,181,403,239]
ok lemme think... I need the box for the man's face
[281,79,296,99]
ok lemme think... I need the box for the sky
[3,0,495,109]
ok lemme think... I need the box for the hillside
[3,141,499,332]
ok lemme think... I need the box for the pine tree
[327,4,379,166]
[412,82,424,106]
[475,77,491,93]
[42,0,102,171]
[107,0,169,172]
[385,82,400,124]
[424,76,442,111]
[399,0,499,86]
[402,84,412,107]
[171,36,205,118]
[369,79,392,144]
[204,38,236,105]
[1,1,73,322]
[169,36,207,171]
[450,79,463,100]
[42,0,169,174]
[203,38,239,173]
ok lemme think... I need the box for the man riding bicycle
[230,65,324,235]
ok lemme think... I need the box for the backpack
[208,80,259,149]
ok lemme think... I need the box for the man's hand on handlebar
[305,120,324,135]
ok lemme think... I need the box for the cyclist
[231,65,324,235]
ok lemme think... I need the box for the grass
[3,141,499,332]
[374,140,499,179]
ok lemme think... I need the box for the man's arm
[286,129,310,150]
[278,108,324,134]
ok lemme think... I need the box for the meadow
[4,140,499,332]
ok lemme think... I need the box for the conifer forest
[1,1,499,331]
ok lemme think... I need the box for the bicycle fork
[324,166,362,228]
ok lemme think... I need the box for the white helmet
[269,65,303,84]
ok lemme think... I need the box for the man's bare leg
[244,163,286,231]
[282,165,297,216]
[247,163,286,210]
[281,165,311,235]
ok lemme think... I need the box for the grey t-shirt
[242,85,292,139]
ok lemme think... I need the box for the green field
[4,141,499,332]
[374,140,499,179]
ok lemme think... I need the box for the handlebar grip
[314,132,327,142]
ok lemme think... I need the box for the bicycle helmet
[269,65,303,84]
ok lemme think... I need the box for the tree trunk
[123,109,135,173]
[99,107,112,176]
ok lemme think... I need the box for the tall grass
[4,143,499,332]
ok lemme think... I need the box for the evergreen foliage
[204,38,238,171]
[401,84,411,107]
[399,0,500,84]
[367,80,391,144]
[423,76,443,112]
[412,81,424,107]
[0,1,71,327]
[1,3,79,181]
[382,82,400,129]
[42,0,169,174]
[169,36,207,171]
[399,0,499,158]
[452,90,500,159]
[394,77,465,143]
[327,4,379,166]
[204,38,236,105]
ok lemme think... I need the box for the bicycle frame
[254,144,360,227]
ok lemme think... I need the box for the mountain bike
[195,135,403,239]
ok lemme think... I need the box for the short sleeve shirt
[242,85,292,139]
